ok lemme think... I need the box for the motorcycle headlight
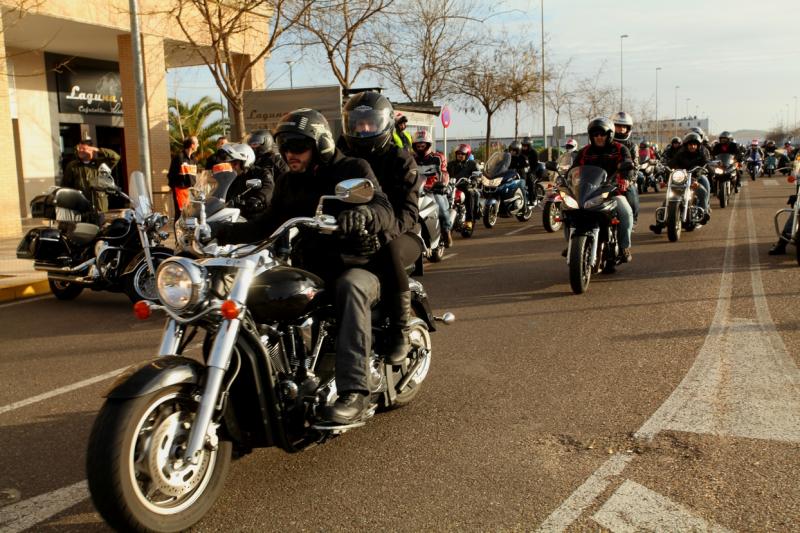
[482,176,502,188]
[714,167,723,175]
[584,192,609,209]
[559,191,579,209]
[671,170,688,184]
[156,257,207,311]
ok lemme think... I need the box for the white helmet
[612,111,634,141]
[565,138,577,150]
[219,142,255,169]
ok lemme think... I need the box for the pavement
[0,219,50,303]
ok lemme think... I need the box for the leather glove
[244,196,264,212]
[338,205,375,236]
[205,220,226,244]
[345,232,381,256]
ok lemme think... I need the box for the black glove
[244,196,264,212]
[338,205,375,236]
[344,232,381,256]
[206,220,227,243]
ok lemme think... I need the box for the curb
[0,280,51,303]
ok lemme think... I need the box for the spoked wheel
[667,202,682,242]
[542,201,562,233]
[516,193,534,221]
[384,316,431,408]
[48,277,84,300]
[568,234,592,294]
[87,385,232,533]
[483,204,498,228]
[428,239,446,262]
[123,258,163,303]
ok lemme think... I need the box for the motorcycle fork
[183,260,257,464]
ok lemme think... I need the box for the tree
[168,0,312,141]
[297,0,393,92]
[573,61,617,124]
[505,42,543,140]
[168,96,228,161]
[368,0,491,102]
[545,58,576,137]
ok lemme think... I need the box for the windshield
[129,171,152,220]
[485,152,511,177]
[566,165,607,189]
[716,154,735,166]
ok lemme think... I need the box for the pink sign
[441,106,451,128]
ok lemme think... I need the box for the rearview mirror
[335,178,374,204]
[245,179,262,189]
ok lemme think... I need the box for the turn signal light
[554,217,562,222]
[789,176,796,184]
[220,300,241,320]
[611,218,620,225]
[133,300,152,320]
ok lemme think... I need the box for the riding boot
[768,240,788,255]
[386,291,412,364]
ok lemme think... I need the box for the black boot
[649,223,663,235]
[322,391,369,425]
[768,240,788,255]
[386,291,412,364]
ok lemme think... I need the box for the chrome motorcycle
[86,179,453,532]
[654,166,707,242]
[773,161,800,265]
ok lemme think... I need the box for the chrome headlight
[559,191,579,209]
[671,170,688,184]
[156,257,207,311]
[482,176,503,188]
[584,192,609,209]
[714,167,723,175]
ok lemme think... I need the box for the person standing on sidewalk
[62,137,120,213]
[168,136,199,219]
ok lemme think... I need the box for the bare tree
[544,58,575,136]
[168,0,312,140]
[369,0,492,102]
[505,42,543,140]
[295,0,393,92]
[573,61,617,124]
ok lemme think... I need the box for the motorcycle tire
[123,257,164,303]
[719,183,728,209]
[516,196,533,222]
[429,241,446,262]
[461,224,474,238]
[87,385,232,533]
[483,204,498,229]
[667,202,682,242]
[382,315,431,409]
[796,240,800,267]
[48,277,84,300]
[568,234,592,294]
[542,201,562,233]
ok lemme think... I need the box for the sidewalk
[0,219,50,303]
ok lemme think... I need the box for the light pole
[619,34,629,110]
[674,85,679,138]
[655,67,661,145]
[285,60,295,89]
[794,96,798,131]
[685,97,691,118]
[541,0,547,158]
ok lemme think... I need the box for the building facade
[0,1,268,237]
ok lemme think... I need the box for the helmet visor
[344,106,393,138]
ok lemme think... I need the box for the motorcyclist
[779,141,793,173]
[446,143,480,232]
[661,137,682,162]
[612,111,640,222]
[341,91,424,364]
[710,131,742,191]
[567,116,635,262]
[218,140,274,221]
[412,129,452,247]
[393,113,413,151]
[520,136,539,166]
[508,140,531,188]
[649,131,711,234]
[211,108,396,425]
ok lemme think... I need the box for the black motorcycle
[710,154,737,208]
[452,171,482,238]
[16,169,171,302]
[86,178,454,532]
[560,165,626,294]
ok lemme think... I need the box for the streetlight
[674,85,679,138]
[655,67,661,145]
[685,97,691,118]
[285,60,295,89]
[794,96,798,131]
[619,34,629,110]
[541,0,547,158]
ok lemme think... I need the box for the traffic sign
[441,106,451,129]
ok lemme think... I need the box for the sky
[167,0,800,140]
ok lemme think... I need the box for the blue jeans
[562,195,633,250]
[433,193,452,231]
[696,175,710,211]
[624,184,639,221]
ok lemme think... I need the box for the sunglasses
[590,131,607,138]
[280,138,314,154]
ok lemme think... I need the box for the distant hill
[731,129,768,141]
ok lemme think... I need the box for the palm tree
[168,96,229,163]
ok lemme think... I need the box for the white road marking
[505,224,534,236]
[535,453,633,532]
[0,481,89,533]
[441,253,458,261]
[0,367,127,416]
[762,179,778,186]
[0,295,50,308]
[592,480,733,533]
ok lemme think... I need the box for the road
[0,178,798,532]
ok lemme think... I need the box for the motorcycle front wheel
[428,240,446,262]
[483,203,498,228]
[516,195,534,222]
[719,182,728,208]
[568,234,592,294]
[87,385,232,533]
[667,202,682,242]
[542,201,562,233]
[123,258,163,303]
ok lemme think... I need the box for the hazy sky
[168,0,800,139]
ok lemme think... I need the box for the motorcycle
[765,153,778,176]
[710,154,737,208]
[86,178,453,532]
[637,157,661,193]
[747,152,762,180]
[16,169,171,302]
[480,152,534,228]
[560,165,626,294]
[542,157,571,233]
[773,162,800,265]
[654,166,707,242]
[451,171,482,238]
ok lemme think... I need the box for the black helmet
[688,126,706,142]
[275,108,336,163]
[718,131,731,142]
[342,91,394,156]
[521,136,532,147]
[587,116,614,145]
[246,129,276,156]
[671,136,681,145]
[509,140,522,152]
[683,132,702,145]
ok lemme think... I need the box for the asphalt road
[0,177,798,532]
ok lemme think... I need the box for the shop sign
[57,69,123,115]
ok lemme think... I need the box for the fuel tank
[247,266,326,323]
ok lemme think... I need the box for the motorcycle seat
[70,222,100,246]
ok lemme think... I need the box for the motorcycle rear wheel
[87,385,232,533]
[429,241,446,262]
[667,203,682,242]
[542,201,562,233]
[568,235,592,294]
[48,277,84,300]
